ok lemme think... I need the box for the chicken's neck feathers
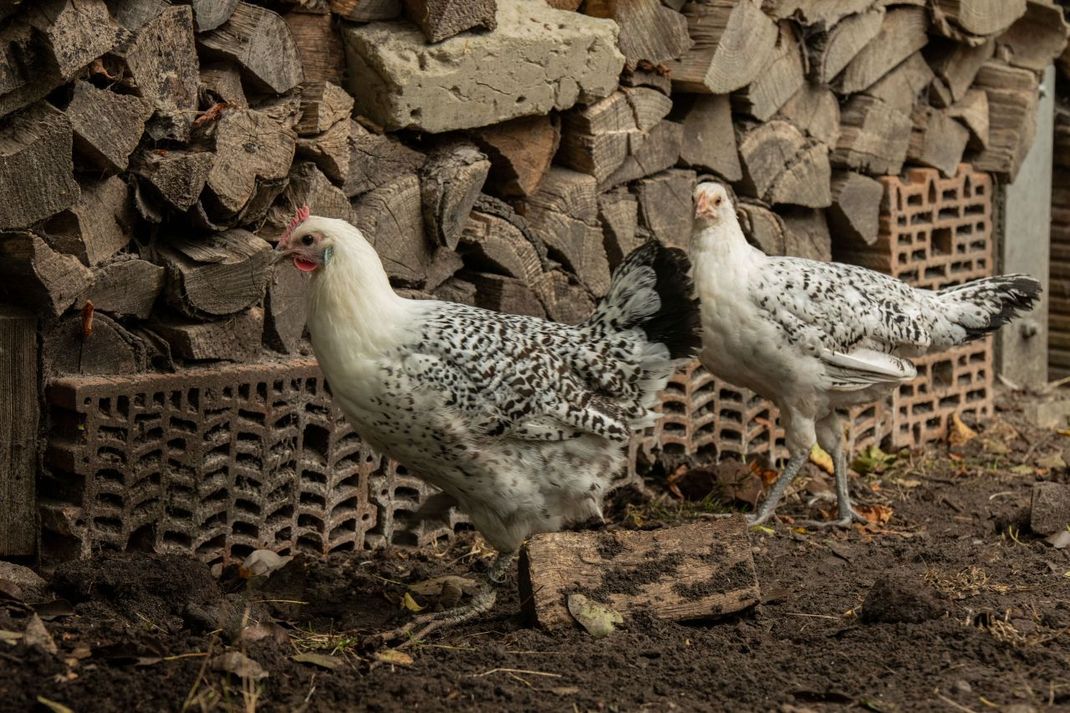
[690,217,761,276]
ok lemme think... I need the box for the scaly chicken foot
[746,451,808,526]
[799,444,868,528]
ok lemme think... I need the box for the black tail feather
[941,274,1042,341]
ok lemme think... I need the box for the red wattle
[293,256,318,272]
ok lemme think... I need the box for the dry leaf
[855,504,893,527]
[948,413,977,447]
[750,460,780,488]
[293,652,343,670]
[402,592,424,613]
[211,651,268,681]
[809,444,834,475]
[567,594,623,638]
[374,649,414,667]
[36,696,74,713]
[24,614,57,655]
[1036,453,1066,470]
[0,630,22,645]
[240,550,291,579]
[409,576,479,598]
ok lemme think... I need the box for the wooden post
[0,306,37,556]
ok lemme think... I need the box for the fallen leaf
[1036,453,1066,470]
[809,444,834,475]
[890,478,922,489]
[241,621,290,645]
[750,461,779,488]
[240,550,291,579]
[855,504,893,527]
[36,696,74,713]
[982,438,1010,455]
[1057,428,1070,437]
[948,413,977,447]
[0,630,22,645]
[567,594,623,638]
[1046,530,1070,549]
[211,651,268,682]
[409,576,479,598]
[1010,465,1035,476]
[293,652,343,670]
[374,649,414,667]
[402,592,424,613]
[852,445,895,475]
[24,614,58,655]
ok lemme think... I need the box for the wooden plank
[519,517,759,630]
[0,307,37,556]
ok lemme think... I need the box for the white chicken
[276,207,701,637]
[691,182,1040,528]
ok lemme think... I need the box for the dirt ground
[2,394,1070,713]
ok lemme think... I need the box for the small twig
[473,667,563,679]
[933,689,979,713]
[783,612,841,621]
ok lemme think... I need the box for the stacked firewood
[0,0,1065,377]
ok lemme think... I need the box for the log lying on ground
[907,106,970,177]
[738,120,831,208]
[344,121,426,197]
[675,94,742,181]
[111,5,200,111]
[827,172,883,248]
[472,115,559,198]
[833,7,929,94]
[84,257,165,319]
[40,176,133,267]
[584,0,691,68]
[732,22,805,121]
[1030,482,1070,536]
[199,2,304,94]
[421,142,491,250]
[0,103,80,230]
[519,517,759,630]
[0,233,92,316]
[151,307,264,361]
[65,81,153,173]
[353,174,432,287]
[832,95,912,176]
[402,0,496,43]
[671,0,779,94]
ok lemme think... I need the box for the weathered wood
[738,199,786,255]
[671,0,779,94]
[329,0,400,20]
[738,121,831,208]
[827,171,882,248]
[459,211,546,288]
[262,161,356,241]
[602,120,683,189]
[296,115,350,183]
[834,8,928,94]
[133,149,216,211]
[675,94,742,181]
[112,5,200,111]
[344,121,426,197]
[926,38,994,107]
[732,22,805,121]
[599,188,641,269]
[156,229,274,318]
[0,103,80,230]
[0,233,93,316]
[106,0,170,30]
[763,0,873,27]
[433,277,477,306]
[519,517,759,630]
[620,63,673,94]
[85,257,166,319]
[585,0,691,68]
[0,306,36,556]
[931,0,1026,41]
[402,0,497,43]
[949,88,990,149]
[284,10,345,84]
[24,0,127,80]
[185,0,240,31]
[967,60,1038,180]
[546,270,595,325]
[204,108,297,220]
[201,63,248,107]
[296,81,353,136]
[519,168,610,297]
[472,115,560,198]
[808,6,884,84]
[0,17,62,118]
[559,88,673,184]
[353,175,432,287]
[776,83,840,147]
[152,307,264,361]
[634,169,697,251]
[65,80,153,173]
[832,95,912,176]
[997,0,1069,72]
[779,207,832,261]
[41,177,132,267]
[200,2,304,94]
[256,91,304,132]
[466,272,546,318]
[864,51,933,113]
[44,312,151,376]
[547,0,582,8]
[421,142,491,250]
[908,105,970,177]
[264,264,309,353]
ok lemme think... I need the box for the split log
[296,81,353,136]
[106,0,169,30]
[547,0,582,9]
[948,89,990,150]
[152,308,264,361]
[832,95,912,176]
[732,22,805,121]
[433,277,477,306]
[0,103,80,230]
[519,168,610,298]
[44,313,151,376]
[201,63,248,107]
[931,0,1026,42]
[85,257,166,319]
[329,0,400,20]
[472,115,560,198]
[0,306,36,556]
[262,162,355,241]
[24,0,127,81]
[675,94,742,181]
[353,175,432,287]
[559,88,673,185]
[620,64,673,94]
[402,0,496,43]
[186,0,240,31]
[421,142,491,250]
[598,188,641,269]
[864,51,934,113]
[519,517,759,630]
[264,264,309,354]
[926,38,994,107]
[467,272,546,318]
[65,81,153,174]
[585,0,691,68]
[908,106,970,177]
[827,172,882,248]
[602,120,683,189]
[132,149,216,212]
[284,11,345,84]
[634,169,697,251]
[111,5,200,111]
[0,17,62,118]
[204,108,297,220]
[808,6,884,84]
[155,229,274,318]
[546,270,595,325]
[764,0,873,27]
[0,233,92,316]
[968,60,1038,180]
[425,248,463,292]
[296,116,350,183]
[776,83,840,147]
[833,8,928,95]
[997,0,1069,72]
[41,177,133,267]
[344,121,426,197]
[779,207,831,262]
[671,0,779,94]
[256,92,304,132]
[738,121,831,208]
[200,2,304,94]
[738,199,786,255]
[459,212,545,288]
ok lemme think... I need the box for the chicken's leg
[746,450,808,526]
[801,438,868,529]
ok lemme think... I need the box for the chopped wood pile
[0,0,1065,378]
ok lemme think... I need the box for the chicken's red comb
[280,204,311,246]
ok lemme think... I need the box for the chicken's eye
[301,235,314,247]
[714,197,722,205]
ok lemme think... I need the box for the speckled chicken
[276,207,700,637]
[691,182,1040,527]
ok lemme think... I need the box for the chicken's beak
[695,191,718,221]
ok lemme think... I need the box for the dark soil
[3,397,1070,712]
